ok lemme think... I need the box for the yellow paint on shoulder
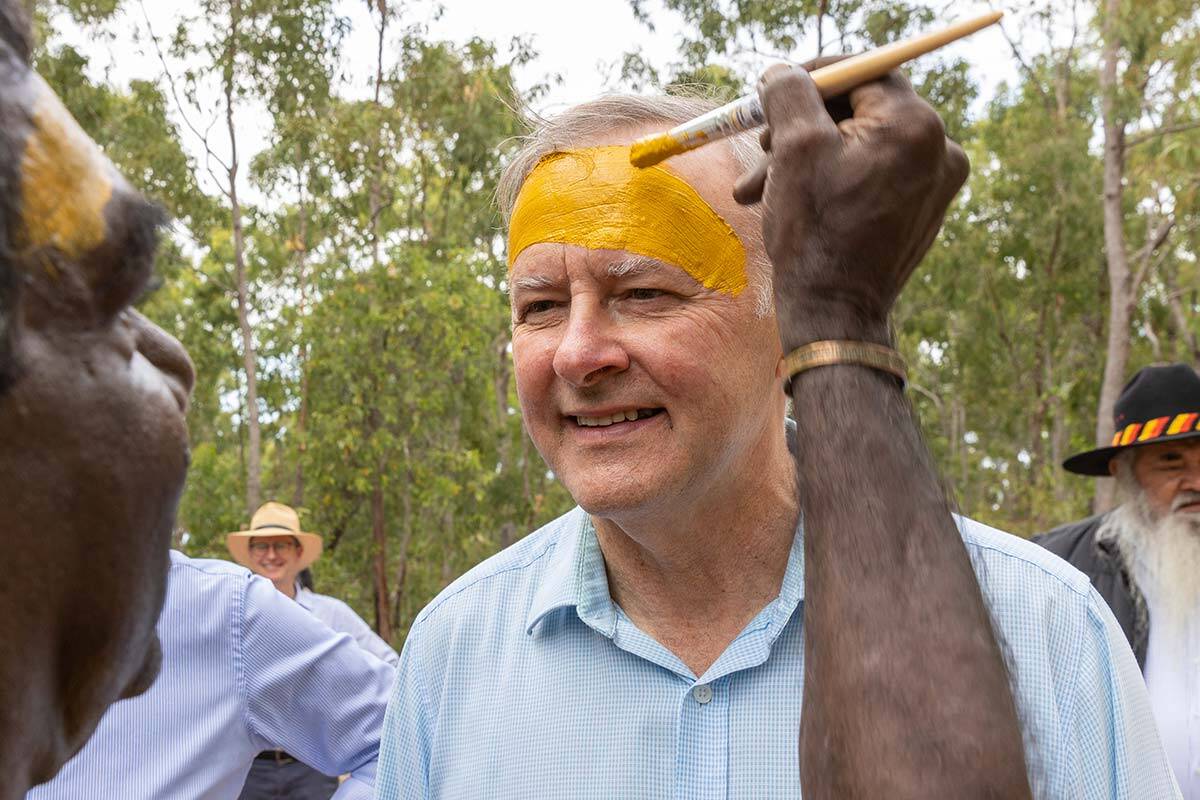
[508,145,747,295]
[18,77,114,259]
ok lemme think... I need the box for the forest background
[29,0,1200,647]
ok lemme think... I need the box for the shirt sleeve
[1059,587,1180,799]
[376,623,434,800]
[322,595,401,668]
[235,574,397,800]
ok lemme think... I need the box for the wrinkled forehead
[507,140,754,295]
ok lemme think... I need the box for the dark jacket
[1034,513,1148,670]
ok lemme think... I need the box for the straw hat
[226,502,323,570]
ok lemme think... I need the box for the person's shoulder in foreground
[28,551,394,800]
[956,516,1177,798]
[376,507,1179,800]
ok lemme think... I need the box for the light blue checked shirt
[377,505,1179,799]
[297,585,400,667]
[29,552,394,800]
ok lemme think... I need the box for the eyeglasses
[249,540,298,555]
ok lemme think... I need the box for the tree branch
[1132,215,1175,292]
[1127,119,1200,148]
[136,0,232,181]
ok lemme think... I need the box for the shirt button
[693,684,713,704]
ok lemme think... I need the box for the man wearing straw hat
[376,66,1176,799]
[228,502,398,800]
[227,502,397,666]
[1037,363,1200,797]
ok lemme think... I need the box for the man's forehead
[1140,438,1200,460]
[509,246,689,291]
[506,145,749,296]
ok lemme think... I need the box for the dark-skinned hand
[733,59,969,350]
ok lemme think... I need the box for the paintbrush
[629,9,1003,168]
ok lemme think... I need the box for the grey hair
[1109,451,1141,506]
[496,93,774,317]
[1095,450,1150,637]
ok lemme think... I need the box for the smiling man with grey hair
[378,74,1177,798]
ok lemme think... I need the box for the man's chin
[1172,510,1200,533]
[563,476,665,520]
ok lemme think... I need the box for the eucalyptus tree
[165,0,346,515]
[1093,0,1200,509]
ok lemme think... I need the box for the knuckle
[771,124,836,158]
[897,104,948,161]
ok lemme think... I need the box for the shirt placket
[675,676,730,800]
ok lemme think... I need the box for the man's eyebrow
[509,274,560,293]
[606,255,666,279]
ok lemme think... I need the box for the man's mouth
[572,408,664,427]
[1171,494,1200,514]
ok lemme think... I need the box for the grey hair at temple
[495,93,775,318]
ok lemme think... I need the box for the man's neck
[592,428,799,676]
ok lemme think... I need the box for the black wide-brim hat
[1064,363,1200,476]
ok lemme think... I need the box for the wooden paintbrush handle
[811,11,1004,97]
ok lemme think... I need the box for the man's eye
[521,300,557,318]
[627,288,665,301]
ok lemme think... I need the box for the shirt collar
[523,503,807,637]
[525,507,589,634]
[293,583,314,610]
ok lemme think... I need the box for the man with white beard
[1038,362,1200,798]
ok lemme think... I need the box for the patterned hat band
[1112,412,1200,447]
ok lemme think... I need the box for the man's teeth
[576,410,651,427]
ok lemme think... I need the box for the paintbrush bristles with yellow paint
[629,9,1004,169]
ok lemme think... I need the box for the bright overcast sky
[52,0,1041,200]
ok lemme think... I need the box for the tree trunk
[1094,0,1128,514]
[292,157,310,507]
[368,1,387,268]
[371,465,392,641]
[225,0,261,516]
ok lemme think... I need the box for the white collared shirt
[29,553,393,799]
[1133,559,1200,798]
[295,585,399,667]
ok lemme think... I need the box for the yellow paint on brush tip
[18,78,114,259]
[507,145,747,295]
[629,133,688,168]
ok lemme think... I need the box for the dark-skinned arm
[734,64,1033,798]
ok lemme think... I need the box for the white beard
[1101,471,1200,795]
[1100,487,1200,633]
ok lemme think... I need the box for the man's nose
[551,300,629,388]
[1181,460,1200,492]
[129,310,196,400]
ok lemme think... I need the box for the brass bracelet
[780,340,907,387]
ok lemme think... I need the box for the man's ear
[1108,457,1120,477]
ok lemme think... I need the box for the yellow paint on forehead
[507,145,747,295]
[18,78,114,259]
